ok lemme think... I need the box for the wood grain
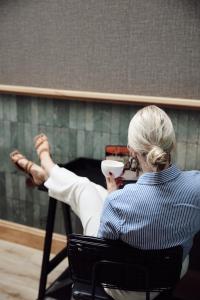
[0,84,200,109]
[0,219,66,254]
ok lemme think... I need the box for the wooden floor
[0,239,68,300]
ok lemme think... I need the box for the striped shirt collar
[137,164,181,185]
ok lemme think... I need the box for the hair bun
[146,146,168,168]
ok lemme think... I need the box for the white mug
[101,160,124,178]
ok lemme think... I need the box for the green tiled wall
[0,94,199,233]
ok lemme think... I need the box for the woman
[10,105,200,300]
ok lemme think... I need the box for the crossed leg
[10,134,108,236]
[34,133,108,235]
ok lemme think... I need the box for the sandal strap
[11,152,24,161]
[26,161,34,173]
[38,148,49,158]
[35,137,50,159]
[35,136,48,150]
[15,154,27,165]
[11,152,34,175]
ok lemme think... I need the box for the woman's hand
[106,172,124,193]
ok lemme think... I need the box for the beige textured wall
[0,0,200,99]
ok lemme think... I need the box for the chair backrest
[68,234,183,293]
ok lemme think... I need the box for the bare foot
[34,133,51,160]
[10,150,46,186]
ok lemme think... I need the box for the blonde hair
[128,105,176,170]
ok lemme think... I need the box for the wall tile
[177,110,189,143]
[6,197,14,222]
[68,128,77,160]
[76,102,86,130]
[110,133,120,145]
[16,122,26,151]
[3,94,17,122]
[102,132,111,153]
[111,105,121,135]
[176,142,187,170]
[53,99,69,128]
[84,131,94,158]
[119,105,132,145]
[38,98,54,126]
[33,190,41,229]
[69,101,78,129]
[59,127,70,163]
[16,96,31,123]
[0,97,3,120]
[53,127,63,163]
[0,172,7,219]
[101,103,112,133]
[1,121,11,171]
[19,175,26,202]
[93,131,103,159]
[85,102,94,131]
[93,103,103,132]
[196,143,200,170]
[5,172,13,201]
[31,97,39,125]
[25,188,35,227]
[12,198,22,223]
[185,143,198,170]
[24,123,34,157]
[11,173,20,201]
[187,111,199,144]
[77,130,85,158]
[10,121,18,150]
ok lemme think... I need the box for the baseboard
[0,219,67,254]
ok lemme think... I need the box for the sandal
[34,133,51,159]
[10,150,46,186]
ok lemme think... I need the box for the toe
[34,133,48,149]
[11,153,24,163]
[10,150,24,162]
[10,150,20,158]
[34,133,47,143]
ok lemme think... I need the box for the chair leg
[61,202,72,234]
[146,291,150,300]
[37,197,57,299]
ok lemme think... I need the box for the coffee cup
[101,160,124,178]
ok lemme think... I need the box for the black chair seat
[73,282,113,300]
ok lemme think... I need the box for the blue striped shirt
[98,164,200,258]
